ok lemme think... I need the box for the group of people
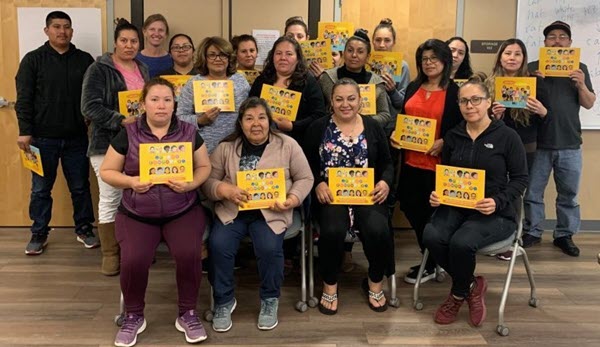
[15,9,594,347]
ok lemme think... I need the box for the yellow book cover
[435,164,485,209]
[359,84,376,115]
[393,114,437,153]
[454,79,468,87]
[494,77,536,109]
[299,39,333,69]
[20,145,44,176]
[367,51,403,82]
[318,22,355,51]
[259,84,302,121]
[160,75,193,99]
[238,70,261,86]
[329,167,374,205]
[192,80,235,113]
[237,168,286,211]
[118,90,144,117]
[139,142,193,184]
[539,47,580,77]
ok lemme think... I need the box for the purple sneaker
[114,313,146,347]
[176,310,208,343]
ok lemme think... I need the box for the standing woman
[446,37,474,79]
[314,29,392,130]
[82,20,150,276]
[284,16,309,42]
[231,34,258,71]
[393,39,462,284]
[249,36,326,144]
[159,34,199,75]
[176,36,251,154]
[487,38,548,170]
[372,18,410,111]
[136,14,173,78]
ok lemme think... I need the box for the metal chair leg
[413,249,429,310]
[519,246,539,307]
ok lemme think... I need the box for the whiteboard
[516,0,600,129]
[17,7,103,61]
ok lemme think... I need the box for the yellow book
[20,145,44,176]
[539,47,580,77]
[359,84,376,115]
[435,164,485,209]
[238,69,261,86]
[367,51,403,82]
[318,22,355,51]
[300,39,334,69]
[329,167,374,205]
[118,90,144,117]
[237,168,286,211]
[494,77,536,109]
[393,114,437,153]
[192,80,235,113]
[160,75,193,99]
[259,84,302,121]
[454,79,468,87]
[139,142,193,184]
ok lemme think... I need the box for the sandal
[318,292,338,315]
[362,278,388,312]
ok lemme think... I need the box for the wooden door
[0,0,107,227]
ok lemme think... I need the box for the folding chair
[412,196,539,336]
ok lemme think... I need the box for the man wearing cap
[523,20,596,256]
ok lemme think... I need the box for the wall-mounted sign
[470,40,505,54]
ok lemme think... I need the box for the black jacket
[442,119,528,222]
[303,115,394,189]
[249,73,326,144]
[15,42,94,138]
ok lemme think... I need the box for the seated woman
[159,34,199,75]
[422,75,528,327]
[100,78,211,346]
[202,97,313,332]
[304,78,395,315]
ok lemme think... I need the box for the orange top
[403,87,447,171]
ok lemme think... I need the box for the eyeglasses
[421,56,440,64]
[171,44,193,52]
[207,52,229,61]
[458,96,487,106]
[546,34,570,41]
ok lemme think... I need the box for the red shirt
[403,87,447,171]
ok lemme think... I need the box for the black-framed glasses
[421,56,440,64]
[207,52,229,61]
[458,96,487,106]
[171,44,193,52]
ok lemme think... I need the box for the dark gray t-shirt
[528,61,594,149]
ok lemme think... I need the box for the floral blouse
[319,118,369,181]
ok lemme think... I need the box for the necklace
[340,116,360,143]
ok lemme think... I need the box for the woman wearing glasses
[392,39,462,285]
[422,74,528,327]
[159,34,199,76]
[177,36,251,154]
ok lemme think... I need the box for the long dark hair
[446,36,473,79]
[260,36,308,89]
[414,38,453,89]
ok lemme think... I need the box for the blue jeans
[209,210,285,306]
[30,136,95,235]
[524,149,582,239]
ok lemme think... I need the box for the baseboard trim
[541,220,600,232]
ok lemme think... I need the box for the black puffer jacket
[81,53,149,156]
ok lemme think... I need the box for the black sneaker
[76,229,100,249]
[553,236,580,257]
[404,264,436,284]
[522,234,541,248]
[25,234,48,255]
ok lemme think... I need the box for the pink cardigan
[202,133,314,234]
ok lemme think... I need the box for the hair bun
[353,28,370,43]
[468,71,488,84]
[380,18,393,25]
[115,18,131,28]
[285,16,305,26]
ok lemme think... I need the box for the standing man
[15,11,97,255]
[524,21,596,256]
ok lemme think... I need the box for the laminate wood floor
[0,228,599,346]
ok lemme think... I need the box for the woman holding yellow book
[423,75,528,327]
[202,97,313,332]
[304,78,395,315]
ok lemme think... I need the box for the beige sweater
[202,133,314,234]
